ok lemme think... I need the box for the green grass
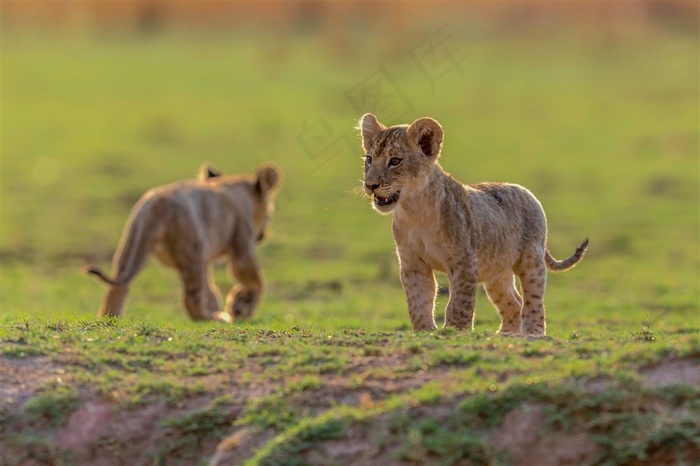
[1,23,699,465]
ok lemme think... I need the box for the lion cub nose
[365,182,380,191]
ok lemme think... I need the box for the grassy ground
[1,22,699,465]
[1,320,698,465]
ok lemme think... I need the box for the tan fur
[85,163,282,323]
[359,113,587,335]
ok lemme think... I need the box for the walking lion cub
[86,163,281,323]
[359,113,587,335]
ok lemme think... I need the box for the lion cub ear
[407,117,444,159]
[359,113,385,153]
[199,163,222,181]
[255,163,282,195]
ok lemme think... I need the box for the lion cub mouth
[374,191,400,207]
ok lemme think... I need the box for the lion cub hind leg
[205,267,223,311]
[178,265,215,321]
[515,247,548,336]
[89,211,155,317]
[99,285,130,318]
[484,275,523,334]
[169,239,214,321]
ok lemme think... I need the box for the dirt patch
[584,374,610,394]
[87,401,173,466]
[491,403,600,466]
[0,356,60,406]
[306,422,399,466]
[48,400,232,466]
[54,401,114,461]
[639,357,700,388]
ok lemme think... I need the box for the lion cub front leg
[399,256,438,331]
[225,243,263,320]
[444,257,479,330]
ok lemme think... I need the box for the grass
[1,319,698,464]
[1,20,699,465]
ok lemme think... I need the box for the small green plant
[252,415,348,466]
[237,394,302,430]
[21,389,81,427]
[158,405,235,458]
[632,313,656,342]
[129,377,206,407]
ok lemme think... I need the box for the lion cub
[359,113,587,335]
[86,163,281,323]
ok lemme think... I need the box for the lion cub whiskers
[359,113,587,336]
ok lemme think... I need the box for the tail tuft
[576,237,589,254]
[545,237,588,271]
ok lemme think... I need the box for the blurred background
[2,1,698,333]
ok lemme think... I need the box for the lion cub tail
[84,200,161,288]
[84,266,120,286]
[545,238,589,271]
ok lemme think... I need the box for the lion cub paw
[212,311,233,324]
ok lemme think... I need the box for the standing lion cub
[359,113,587,335]
[86,163,281,323]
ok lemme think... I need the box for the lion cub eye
[388,157,403,168]
[365,156,372,166]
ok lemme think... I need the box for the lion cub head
[248,164,282,242]
[359,113,443,213]
[200,162,281,242]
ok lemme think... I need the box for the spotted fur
[85,163,281,323]
[359,113,587,335]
